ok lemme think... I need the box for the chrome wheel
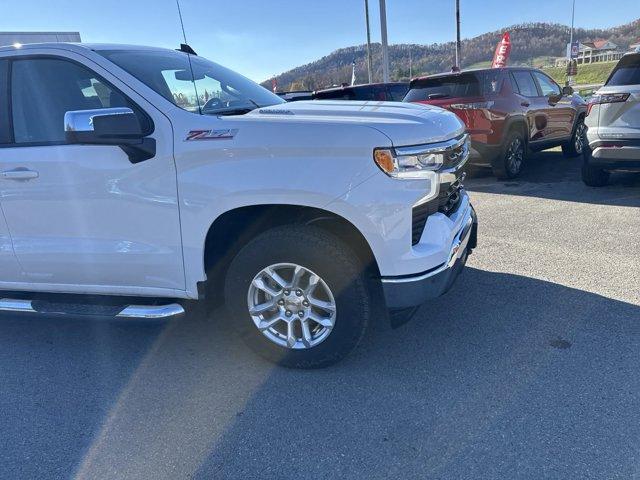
[506,137,524,174]
[574,122,586,154]
[247,263,337,350]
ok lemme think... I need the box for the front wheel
[224,225,370,368]
[562,118,586,157]
[492,131,526,179]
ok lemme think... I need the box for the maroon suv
[404,67,587,178]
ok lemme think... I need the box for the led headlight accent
[374,135,469,179]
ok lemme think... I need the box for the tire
[581,148,609,187]
[562,116,586,157]
[492,130,526,180]
[224,224,370,368]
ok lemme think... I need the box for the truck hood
[247,100,466,146]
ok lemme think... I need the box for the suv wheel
[493,131,526,179]
[224,225,370,368]
[562,117,586,157]
[581,148,610,187]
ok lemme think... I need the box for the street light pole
[455,0,461,68]
[364,0,373,83]
[569,0,576,51]
[379,0,390,82]
[567,0,576,86]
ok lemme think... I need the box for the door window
[512,71,539,97]
[532,72,561,97]
[10,58,141,144]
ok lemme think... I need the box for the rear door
[531,70,575,140]
[511,70,550,143]
[596,54,640,140]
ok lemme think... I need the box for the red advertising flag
[491,32,512,68]
[272,78,278,93]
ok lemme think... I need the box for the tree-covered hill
[263,19,639,91]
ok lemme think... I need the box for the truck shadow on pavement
[466,150,640,208]
[1,267,639,479]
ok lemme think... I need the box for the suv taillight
[587,93,630,115]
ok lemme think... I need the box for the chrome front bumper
[381,205,477,309]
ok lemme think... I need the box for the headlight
[374,135,469,179]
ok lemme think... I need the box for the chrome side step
[0,298,184,319]
[0,299,36,313]
[117,304,185,319]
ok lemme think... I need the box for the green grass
[543,61,616,86]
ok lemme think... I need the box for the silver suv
[583,52,640,186]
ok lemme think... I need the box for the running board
[0,298,185,319]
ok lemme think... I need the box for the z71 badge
[185,129,239,141]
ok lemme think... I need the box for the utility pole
[379,0,390,82]
[454,0,461,68]
[364,0,373,83]
[409,47,413,78]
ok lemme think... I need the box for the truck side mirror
[64,108,155,163]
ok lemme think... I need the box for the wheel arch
[503,115,528,146]
[202,204,380,296]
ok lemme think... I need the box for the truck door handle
[1,168,39,180]
[521,101,530,107]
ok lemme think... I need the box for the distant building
[555,39,623,67]
[0,31,81,47]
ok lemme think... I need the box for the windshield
[98,49,284,115]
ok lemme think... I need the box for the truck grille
[442,137,470,170]
[411,178,465,245]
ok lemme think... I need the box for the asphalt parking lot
[1,151,639,480]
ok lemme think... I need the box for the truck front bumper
[381,206,477,309]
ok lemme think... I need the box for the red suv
[404,67,587,179]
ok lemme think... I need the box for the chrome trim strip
[117,304,185,319]
[395,134,468,156]
[381,206,474,285]
[0,299,36,313]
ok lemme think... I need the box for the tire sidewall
[224,225,370,368]
[494,130,525,179]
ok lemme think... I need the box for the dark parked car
[314,82,409,102]
[404,67,587,179]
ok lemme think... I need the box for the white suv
[0,43,477,367]
[583,52,640,186]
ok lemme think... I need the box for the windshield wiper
[204,106,256,116]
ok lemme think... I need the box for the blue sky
[1,0,637,82]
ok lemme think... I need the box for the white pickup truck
[0,43,477,367]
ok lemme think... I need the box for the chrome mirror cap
[64,107,134,132]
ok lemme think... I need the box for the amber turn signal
[374,149,395,175]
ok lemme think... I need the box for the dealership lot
[1,150,639,479]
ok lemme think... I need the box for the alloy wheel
[574,122,586,154]
[506,137,524,175]
[247,263,337,349]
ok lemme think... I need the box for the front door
[532,70,575,141]
[0,54,184,295]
